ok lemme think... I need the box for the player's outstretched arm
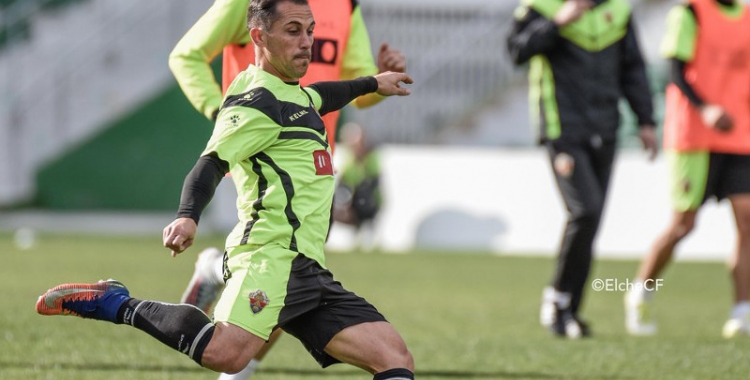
[310,73,413,116]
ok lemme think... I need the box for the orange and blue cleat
[36,279,130,323]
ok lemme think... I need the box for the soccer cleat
[722,317,750,338]
[35,279,130,323]
[550,308,591,339]
[624,291,657,336]
[180,247,225,313]
[541,287,591,339]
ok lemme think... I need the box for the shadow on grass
[2,361,630,379]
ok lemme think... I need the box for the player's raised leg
[36,279,266,373]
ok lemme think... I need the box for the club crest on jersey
[313,150,333,175]
[248,290,270,314]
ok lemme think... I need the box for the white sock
[629,278,654,303]
[553,289,571,309]
[211,253,224,284]
[217,359,260,380]
[730,301,750,319]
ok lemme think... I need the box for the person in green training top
[507,0,658,339]
[35,1,416,379]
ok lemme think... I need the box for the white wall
[1,147,735,262]
[326,146,736,262]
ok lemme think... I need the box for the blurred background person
[168,0,406,378]
[625,0,750,339]
[507,0,657,339]
[333,122,383,252]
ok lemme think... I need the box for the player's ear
[250,28,264,46]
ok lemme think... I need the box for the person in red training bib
[625,0,750,339]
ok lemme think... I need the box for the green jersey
[203,65,333,266]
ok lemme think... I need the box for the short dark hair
[247,0,309,31]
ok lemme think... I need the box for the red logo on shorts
[249,290,270,314]
[313,150,333,176]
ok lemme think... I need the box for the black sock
[117,299,214,365]
[373,368,414,380]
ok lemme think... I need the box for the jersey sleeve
[306,77,378,115]
[168,0,251,120]
[304,88,324,110]
[660,5,697,62]
[202,107,279,167]
[339,5,379,80]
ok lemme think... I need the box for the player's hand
[554,0,593,26]
[638,125,658,161]
[700,104,733,133]
[377,43,406,73]
[374,71,413,96]
[163,217,197,257]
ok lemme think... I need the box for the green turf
[2,232,749,379]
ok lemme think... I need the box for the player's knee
[201,350,249,374]
[221,359,251,375]
[374,342,414,372]
[400,348,415,371]
[734,214,750,237]
[672,219,695,240]
[199,325,261,373]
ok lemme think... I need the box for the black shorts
[278,254,387,367]
[705,152,750,201]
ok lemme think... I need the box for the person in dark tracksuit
[507,0,658,338]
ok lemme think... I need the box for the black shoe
[550,308,591,339]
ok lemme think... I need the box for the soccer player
[625,0,750,338]
[35,1,415,379]
[507,0,658,338]
[168,1,405,377]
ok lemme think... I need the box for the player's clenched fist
[163,217,197,257]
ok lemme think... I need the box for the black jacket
[507,0,655,144]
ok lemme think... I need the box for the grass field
[2,232,750,380]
